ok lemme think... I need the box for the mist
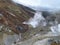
[23,12,46,28]
[12,0,60,10]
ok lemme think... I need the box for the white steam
[23,12,46,28]
[49,20,60,35]
[50,24,60,35]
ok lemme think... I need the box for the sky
[12,0,60,10]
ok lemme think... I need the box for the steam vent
[0,0,60,45]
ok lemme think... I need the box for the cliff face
[0,0,35,21]
[0,0,35,34]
